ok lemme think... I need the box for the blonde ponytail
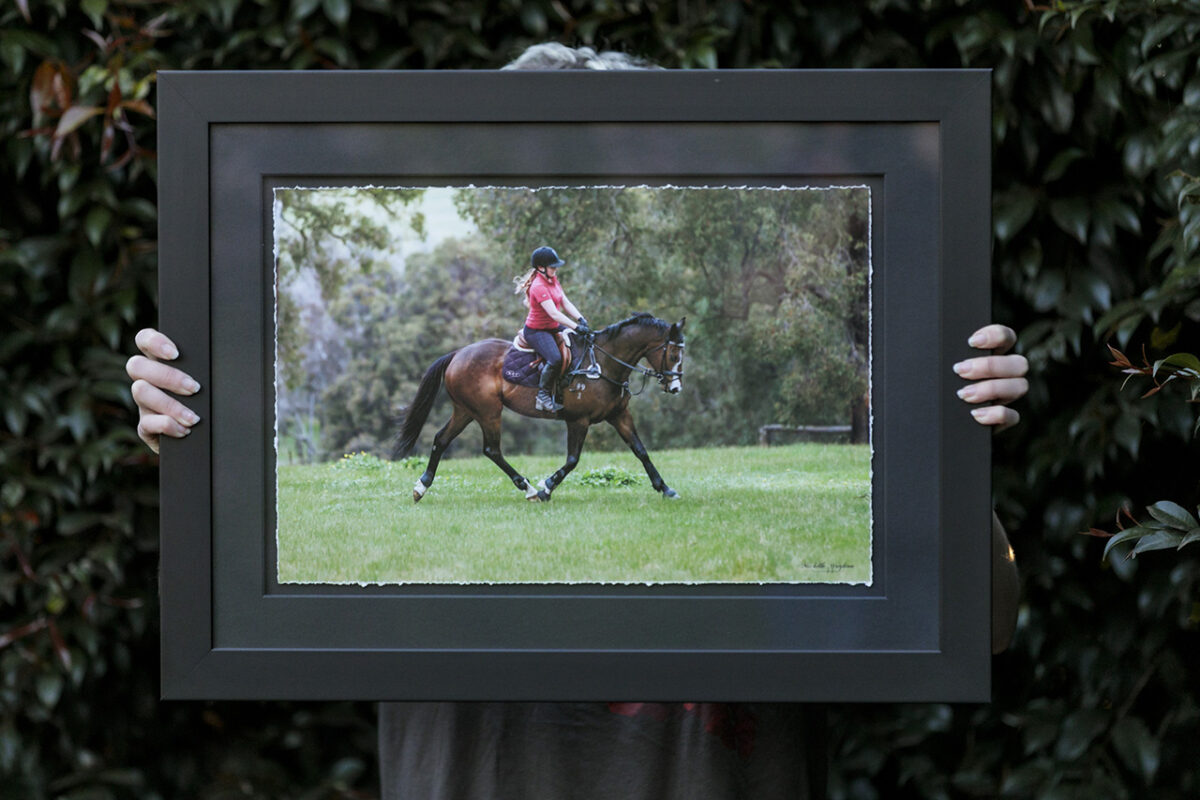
[513,268,537,296]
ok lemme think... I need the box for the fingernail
[957,387,975,401]
[163,344,179,360]
[952,361,969,376]
[968,333,985,348]
[970,408,988,421]
[181,410,200,425]
[183,379,201,394]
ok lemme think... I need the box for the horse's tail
[393,350,457,459]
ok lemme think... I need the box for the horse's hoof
[663,488,680,500]
[537,490,552,502]
[413,480,428,503]
[525,483,540,501]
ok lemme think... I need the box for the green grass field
[277,443,871,585]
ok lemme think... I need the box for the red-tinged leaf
[119,99,155,118]
[1081,528,1115,539]
[16,0,31,23]
[17,126,57,138]
[0,617,49,649]
[1106,344,1132,368]
[10,541,36,580]
[106,82,122,116]
[1119,505,1139,530]
[47,619,71,670]
[1141,384,1164,398]
[54,105,103,138]
[105,147,135,172]
[30,61,59,117]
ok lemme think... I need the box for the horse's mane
[598,312,680,342]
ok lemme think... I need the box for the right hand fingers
[130,380,201,427]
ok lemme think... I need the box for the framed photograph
[158,70,992,701]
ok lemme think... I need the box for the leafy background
[2,0,1198,797]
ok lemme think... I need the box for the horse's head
[651,317,686,394]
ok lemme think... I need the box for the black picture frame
[158,70,992,701]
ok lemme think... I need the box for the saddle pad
[501,343,588,389]
[501,348,543,388]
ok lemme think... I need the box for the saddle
[502,330,580,390]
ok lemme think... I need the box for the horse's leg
[607,409,678,499]
[413,406,472,502]
[537,422,589,501]
[478,411,540,501]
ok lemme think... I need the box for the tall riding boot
[536,364,563,413]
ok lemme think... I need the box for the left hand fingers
[953,353,1028,381]
[968,324,1017,354]
[957,377,1029,405]
[969,405,1020,431]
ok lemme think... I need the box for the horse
[394,313,687,503]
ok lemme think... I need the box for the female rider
[515,246,591,412]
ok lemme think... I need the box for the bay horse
[394,313,686,503]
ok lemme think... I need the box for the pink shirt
[524,273,565,330]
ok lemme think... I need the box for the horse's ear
[678,317,686,330]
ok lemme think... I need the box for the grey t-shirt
[378,702,820,798]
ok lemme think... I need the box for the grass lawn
[277,443,871,585]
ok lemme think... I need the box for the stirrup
[535,390,563,413]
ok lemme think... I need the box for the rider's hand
[575,322,592,336]
[125,328,201,453]
[954,324,1027,431]
[576,315,590,329]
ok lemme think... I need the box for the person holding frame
[128,43,1028,799]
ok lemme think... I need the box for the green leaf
[1179,528,1200,549]
[1049,197,1089,244]
[36,672,64,708]
[291,0,321,20]
[322,0,350,27]
[81,0,108,29]
[1140,16,1182,58]
[1152,352,1200,377]
[1146,500,1199,531]
[1103,527,1150,561]
[1108,714,1156,786]
[84,206,112,249]
[1131,530,1183,556]
[1055,709,1108,760]
[994,190,1037,242]
[1044,148,1085,182]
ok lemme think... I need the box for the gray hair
[503,43,659,71]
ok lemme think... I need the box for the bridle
[569,334,685,396]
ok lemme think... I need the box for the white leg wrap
[413,479,428,499]
[525,483,539,500]
[538,479,549,494]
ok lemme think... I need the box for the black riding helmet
[531,246,565,273]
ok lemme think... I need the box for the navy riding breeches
[523,326,563,371]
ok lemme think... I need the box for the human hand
[125,328,201,453]
[953,324,1027,431]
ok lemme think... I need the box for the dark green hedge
[1,1,1197,797]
